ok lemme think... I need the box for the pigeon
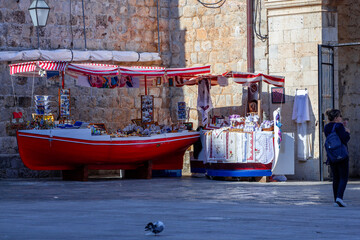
[145,221,165,235]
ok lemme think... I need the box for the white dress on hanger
[292,90,312,160]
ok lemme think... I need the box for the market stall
[9,61,212,180]
[190,72,293,179]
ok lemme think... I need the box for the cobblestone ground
[1,177,360,239]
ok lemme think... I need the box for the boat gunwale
[17,132,200,146]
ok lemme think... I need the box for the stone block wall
[337,0,360,177]
[0,0,166,52]
[265,0,339,180]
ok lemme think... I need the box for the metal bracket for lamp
[28,0,50,49]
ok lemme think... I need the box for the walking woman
[324,109,351,207]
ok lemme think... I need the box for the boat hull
[17,129,200,171]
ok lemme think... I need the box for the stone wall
[337,0,360,177]
[0,0,166,52]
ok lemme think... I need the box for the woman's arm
[336,123,350,145]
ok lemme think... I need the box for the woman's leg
[336,159,349,200]
[330,163,340,201]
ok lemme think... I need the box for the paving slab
[1,177,360,239]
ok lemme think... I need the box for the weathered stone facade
[337,0,360,177]
[0,0,359,180]
[264,0,338,180]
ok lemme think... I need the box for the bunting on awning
[119,66,166,77]
[223,71,285,87]
[166,65,211,76]
[9,62,286,89]
[66,63,119,76]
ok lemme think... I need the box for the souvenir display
[59,89,70,117]
[30,114,55,129]
[31,95,54,129]
[34,95,52,115]
[207,113,274,133]
[260,120,274,131]
[177,102,187,120]
[141,95,154,123]
[113,121,195,137]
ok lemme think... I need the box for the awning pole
[62,71,65,89]
[145,75,147,95]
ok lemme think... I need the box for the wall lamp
[28,0,50,49]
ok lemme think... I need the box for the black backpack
[325,123,348,163]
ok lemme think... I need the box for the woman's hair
[325,109,341,121]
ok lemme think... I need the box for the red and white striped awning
[119,66,165,77]
[9,62,37,76]
[223,71,285,87]
[67,63,119,76]
[9,61,67,76]
[166,65,211,76]
[9,62,212,80]
[38,61,67,72]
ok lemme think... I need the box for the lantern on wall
[28,0,50,27]
[28,0,50,48]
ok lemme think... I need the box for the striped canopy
[119,66,166,77]
[223,71,285,87]
[166,65,211,77]
[67,63,119,76]
[9,62,285,88]
[9,61,67,76]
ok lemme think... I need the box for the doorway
[318,42,360,181]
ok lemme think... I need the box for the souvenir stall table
[192,111,279,178]
[190,72,291,179]
[9,61,211,180]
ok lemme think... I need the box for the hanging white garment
[292,90,310,123]
[296,122,312,160]
[197,79,213,126]
[292,90,312,160]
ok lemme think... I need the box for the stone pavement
[0,177,360,240]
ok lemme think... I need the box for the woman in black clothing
[324,109,351,207]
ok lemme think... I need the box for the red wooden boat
[17,129,199,176]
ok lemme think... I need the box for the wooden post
[61,71,65,89]
[144,75,147,95]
